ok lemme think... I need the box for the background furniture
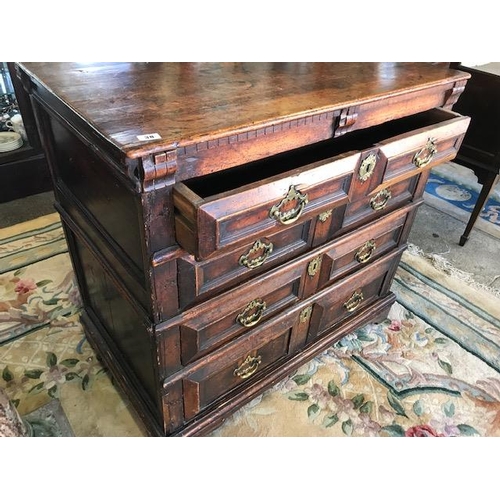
[0,62,51,204]
[450,62,500,245]
[16,63,470,436]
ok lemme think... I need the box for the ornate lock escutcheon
[318,209,333,223]
[370,188,392,211]
[238,239,273,269]
[236,298,267,327]
[307,255,323,277]
[413,138,438,168]
[343,290,364,313]
[355,239,377,264]
[300,305,313,323]
[358,153,377,182]
[269,185,309,225]
[234,354,262,379]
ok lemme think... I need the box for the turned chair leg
[459,172,499,246]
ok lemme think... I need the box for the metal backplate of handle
[355,239,377,264]
[234,354,262,379]
[370,188,392,211]
[413,138,437,168]
[343,290,364,313]
[236,298,267,327]
[239,239,274,269]
[269,185,309,225]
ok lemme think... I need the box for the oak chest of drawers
[15,62,470,436]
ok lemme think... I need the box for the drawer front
[180,307,302,420]
[175,255,310,364]
[308,248,403,340]
[342,175,419,231]
[174,153,357,260]
[347,108,470,202]
[318,202,418,289]
[177,218,313,309]
[379,109,469,182]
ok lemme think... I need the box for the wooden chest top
[18,62,468,161]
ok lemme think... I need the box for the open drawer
[174,152,356,260]
[173,108,469,261]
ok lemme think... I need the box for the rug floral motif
[0,214,145,436]
[1,213,500,437]
[213,301,500,437]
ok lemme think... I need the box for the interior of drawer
[184,108,455,198]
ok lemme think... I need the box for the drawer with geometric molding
[168,304,307,422]
[341,174,423,231]
[317,201,420,289]
[346,108,470,202]
[173,152,356,260]
[164,251,314,365]
[307,247,404,341]
[177,217,314,309]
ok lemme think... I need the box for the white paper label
[137,133,162,141]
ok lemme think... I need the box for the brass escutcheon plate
[307,255,323,277]
[359,153,377,182]
[318,209,333,223]
[300,305,313,323]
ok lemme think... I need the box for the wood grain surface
[18,62,468,158]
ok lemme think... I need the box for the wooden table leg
[459,171,500,246]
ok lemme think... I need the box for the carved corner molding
[335,106,359,137]
[133,150,178,192]
[443,79,468,109]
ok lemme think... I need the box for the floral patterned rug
[1,213,499,437]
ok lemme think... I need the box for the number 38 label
[137,133,162,141]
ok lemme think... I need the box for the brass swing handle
[343,290,364,313]
[239,239,274,269]
[269,185,309,225]
[370,188,392,211]
[234,354,262,379]
[413,138,438,168]
[355,239,377,264]
[236,298,267,327]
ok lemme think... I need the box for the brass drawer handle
[413,138,437,168]
[370,188,392,211]
[236,298,267,327]
[234,354,262,379]
[355,239,377,264]
[239,239,273,269]
[343,290,364,313]
[269,185,309,225]
[359,153,377,182]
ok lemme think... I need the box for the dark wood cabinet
[450,62,500,245]
[0,63,51,203]
[15,62,470,436]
